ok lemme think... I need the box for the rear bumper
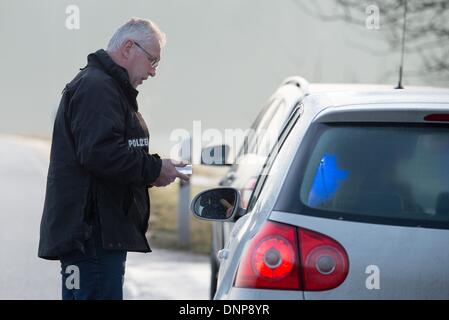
[216,287,304,300]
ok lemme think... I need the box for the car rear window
[275,123,449,229]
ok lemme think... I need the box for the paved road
[125,250,209,300]
[0,135,210,300]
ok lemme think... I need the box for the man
[38,18,189,300]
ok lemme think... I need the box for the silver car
[192,81,449,299]
[201,76,309,297]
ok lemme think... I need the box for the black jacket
[38,49,162,260]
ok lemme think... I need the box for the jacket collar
[87,49,139,107]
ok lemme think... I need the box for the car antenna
[395,0,408,89]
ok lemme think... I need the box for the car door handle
[217,249,229,260]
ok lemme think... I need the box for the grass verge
[146,165,228,254]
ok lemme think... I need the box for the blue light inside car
[308,154,349,207]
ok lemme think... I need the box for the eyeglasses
[132,41,159,68]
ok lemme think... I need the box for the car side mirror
[190,187,244,221]
[201,144,232,166]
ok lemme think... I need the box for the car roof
[304,83,449,111]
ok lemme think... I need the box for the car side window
[247,99,286,155]
[253,99,290,157]
[237,98,280,158]
[246,104,303,213]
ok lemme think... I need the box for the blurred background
[2,0,448,149]
[0,0,447,299]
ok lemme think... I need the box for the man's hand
[152,159,190,187]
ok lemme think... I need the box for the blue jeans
[60,229,127,300]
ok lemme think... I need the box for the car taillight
[234,221,349,291]
[234,221,300,290]
[299,229,349,291]
[424,114,449,122]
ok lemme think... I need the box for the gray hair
[106,17,166,52]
